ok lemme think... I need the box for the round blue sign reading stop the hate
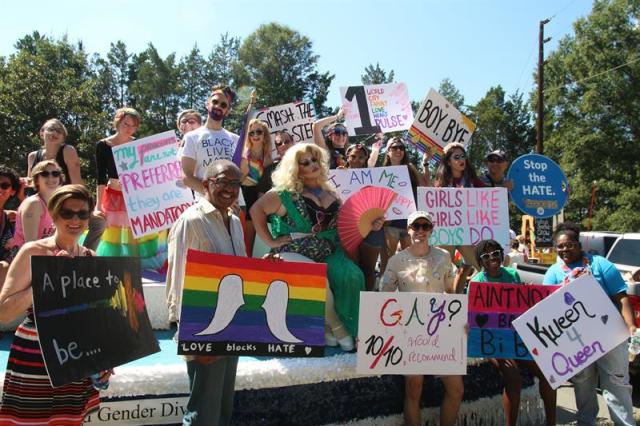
[507,154,569,218]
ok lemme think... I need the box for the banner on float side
[339,83,413,135]
[32,256,159,387]
[417,187,510,247]
[178,250,326,357]
[512,274,629,390]
[253,100,316,144]
[113,131,195,238]
[357,292,467,375]
[328,165,416,220]
[408,88,476,164]
[467,282,560,360]
[507,154,569,218]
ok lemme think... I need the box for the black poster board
[534,217,554,248]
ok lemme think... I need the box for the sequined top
[381,247,455,293]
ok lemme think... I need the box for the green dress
[270,191,364,337]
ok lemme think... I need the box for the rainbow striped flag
[178,249,327,357]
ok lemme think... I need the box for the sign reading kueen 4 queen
[113,131,195,238]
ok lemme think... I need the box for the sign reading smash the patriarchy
[408,88,476,162]
[340,83,413,135]
[357,292,468,375]
[507,154,569,218]
[113,131,195,238]
[467,282,560,360]
[178,250,326,357]
[32,256,159,387]
[513,275,629,389]
[417,187,510,247]
[254,100,316,143]
[328,166,416,220]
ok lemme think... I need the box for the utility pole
[537,19,551,155]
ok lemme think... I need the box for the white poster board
[417,187,510,246]
[512,274,629,389]
[339,83,413,135]
[328,166,416,220]
[357,292,467,375]
[113,131,195,238]
[254,100,316,143]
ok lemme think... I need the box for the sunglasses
[180,118,199,125]
[208,178,241,189]
[38,170,62,178]
[249,129,264,137]
[555,242,579,250]
[59,208,91,220]
[410,222,433,231]
[298,157,319,167]
[389,145,405,151]
[348,154,367,160]
[275,138,292,147]
[332,127,348,136]
[452,153,467,161]
[0,182,12,190]
[44,127,64,134]
[480,249,503,261]
[211,99,229,109]
[487,157,505,163]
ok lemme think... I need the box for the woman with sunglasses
[251,143,365,351]
[95,108,166,271]
[175,109,202,157]
[0,185,110,425]
[312,108,349,168]
[257,131,295,197]
[27,119,82,186]
[9,161,63,256]
[240,119,273,252]
[470,239,556,426]
[543,222,636,425]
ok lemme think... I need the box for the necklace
[304,186,324,198]
[54,238,79,257]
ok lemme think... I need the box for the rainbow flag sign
[178,250,327,357]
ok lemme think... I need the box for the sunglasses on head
[0,182,12,190]
[480,249,503,261]
[211,98,229,109]
[275,138,292,147]
[38,170,62,178]
[298,157,319,167]
[410,222,433,231]
[452,153,467,161]
[208,178,241,189]
[332,127,347,136]
[249,129,264,137]
[59,208,91,220]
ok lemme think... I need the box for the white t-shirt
[182,126,239,179]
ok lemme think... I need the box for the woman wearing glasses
[470,239,556,426]
[27,119,82,186]
[312,108,349,168]
[240,119,273,252]
[543,222,636,426]
[251,143,365,351]
[0,185,110,425]
[95,108,167,271]
[257,131,295,197]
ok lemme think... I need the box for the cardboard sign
[507,154,569,218]
[32,256,159,387]
[178,250,326,357]
[340,83,413,135]
[254,100,316,143]
[408,88,476,163]
[328,166,416,220]
[467,282,560,359]
[417,187,510,246]
[113,131,195,238]
[512,274,629,389]
[535,217,554,248]
[357,292,467,375]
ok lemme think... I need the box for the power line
[544,55,640,94]
[549,0,580,21]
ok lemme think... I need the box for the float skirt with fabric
[0,315,100,425]
[96,187,167,271]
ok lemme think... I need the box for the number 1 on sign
[344,86,381,135]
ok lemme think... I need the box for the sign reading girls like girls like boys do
[340,83,413,135]
[467,282,560,359]
[357,292,468,375]
[254,100,316,143]
[178,250,327,357]
[328,165,416,220]
[513,275,629,389]
[112,130,195,238]
[32,256,159,387]
[408,88,477,163]
[417,187,510,246]
[507,153,569,218]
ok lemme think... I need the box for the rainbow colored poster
[178,250,327,357]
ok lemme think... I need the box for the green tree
[542,0,640,231]
[361,62,395,85]
[93,40,134,118]
[178,44,209,110]
[438,78,465,111]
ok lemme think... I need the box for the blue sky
[0,0,593,108]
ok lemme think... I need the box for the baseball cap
[407,211,434,226]
[486,149,507,161]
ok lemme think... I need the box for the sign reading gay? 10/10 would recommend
[512,274,629,390]
[339,83,413,135]
[328,166,416,220]
[417,187,510,247]
[254,100,316,143]
[112,131,195,239]
[507,154,569,218]
[357,292,467,375]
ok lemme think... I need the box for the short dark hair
[553,222,580,242]
[475,239,503,264]
[0,165,20,192]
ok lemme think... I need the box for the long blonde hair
[244,119,273,164]
[272,143,333,194]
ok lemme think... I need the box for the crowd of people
[0,84,635,426]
